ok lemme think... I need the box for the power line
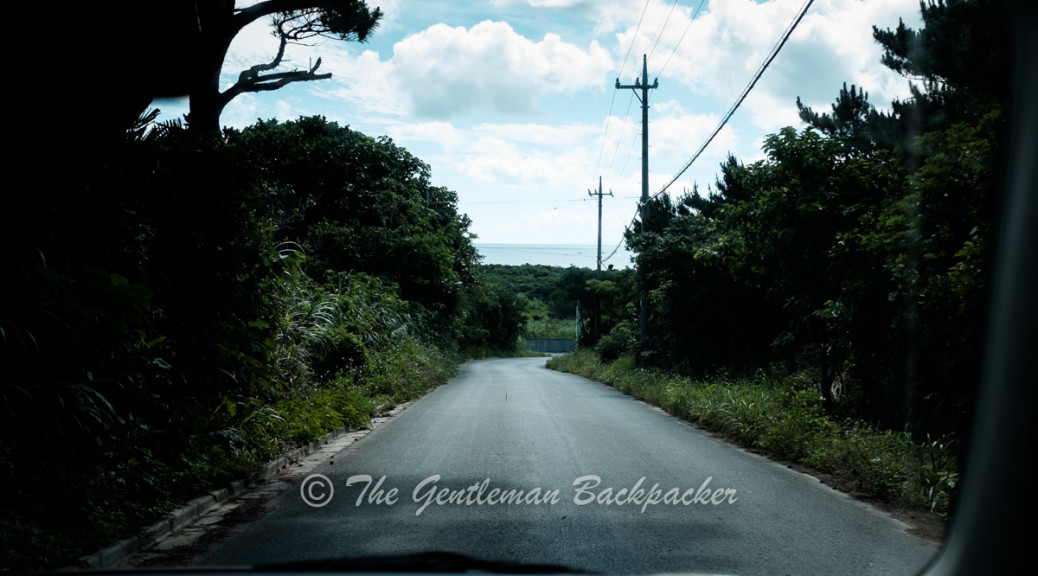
[617,0,652,81]
[658,0,707,77]
[601,237,625,264]
[595,0,652,191]
[466,198,593,206]
[651,0,815,199]
[600,192,633,265]
[619,121,640,178]
[605,0,815,261]
[647,0,681,64]
[592,88,617,178]
[603,0,706,264]
[605,0,814,265]
[609,91,637,172]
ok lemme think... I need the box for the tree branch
[221,48,331,108]
[237,33,289,85]
[231,0,338,34]
[231,0,379,40]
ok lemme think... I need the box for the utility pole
[616,54,658,345]
[588,176,613,272]
[588,176,613,345]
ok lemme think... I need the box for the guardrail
[525,338,576,353]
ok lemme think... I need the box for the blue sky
[154,0,923,265]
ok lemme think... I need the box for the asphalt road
[197,357,940,575]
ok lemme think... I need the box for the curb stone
[67,403,411,571]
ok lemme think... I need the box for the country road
[188,357,939,575]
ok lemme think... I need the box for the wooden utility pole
[616,54,658,345]
[588,176,613,272]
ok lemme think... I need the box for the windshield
[4,1,1027,575]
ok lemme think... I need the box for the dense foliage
[610,0,1006,443]
[0,115,519,570]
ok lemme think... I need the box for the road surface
[195,357,940,575]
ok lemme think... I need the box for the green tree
[797,83,874,138]
[227,117,479,328]
[454,282,527,351]
[624,189,779,373]
[870,0,1009,148]
[620,0,1008,440]
[863,110,1002,433]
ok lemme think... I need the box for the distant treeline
[479,264,637,341]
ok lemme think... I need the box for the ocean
[474,243,635,269]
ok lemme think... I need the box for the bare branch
[238,34,289,85]
[221,52,331,108]
[191,1,380,132]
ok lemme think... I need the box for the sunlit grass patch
[547,349,958,520]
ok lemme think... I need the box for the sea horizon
[474,242,634,269]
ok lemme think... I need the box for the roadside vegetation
[549,350,959,520]
[544,0,1004,527]
[1,115,524,571]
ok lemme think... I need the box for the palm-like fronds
[128,107,186,143]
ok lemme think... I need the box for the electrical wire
[619,121,640,178]
[651,0,815,200]
[600,194,632,264]
[604,0,815,260]
[594,0,652,196]
[591,88,617,179]
[648,0,681,65]
[658,0,707,77]
[609,92,637,172]
[467,198,593,205]
[618,0,653,82]
[603,0,705,264]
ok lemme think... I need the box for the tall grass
[232,270,458,456]
[548,349,959,519]
[2,268,460,572]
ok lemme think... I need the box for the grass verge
[2,336,458,573]
[547,349,959,522]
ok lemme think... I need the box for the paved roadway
[197,357,940,575]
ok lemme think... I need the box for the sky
[153,0,924,267]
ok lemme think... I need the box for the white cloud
[370,0,405,32]
[219,15,408,126]
[191,0,930,248]
[315,49,411,120]
[613,0,922,133]
[221,92,260,127]
[386,20,613,119]
[493,0,643,37]
[651,102,737,165]
[388,120,463,148]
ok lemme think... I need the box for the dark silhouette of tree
[870,0,1010,142]
[796,83,881,150]
[189,0,382,133]
[23,2,380,148]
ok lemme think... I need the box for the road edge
[65,402,415,571]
